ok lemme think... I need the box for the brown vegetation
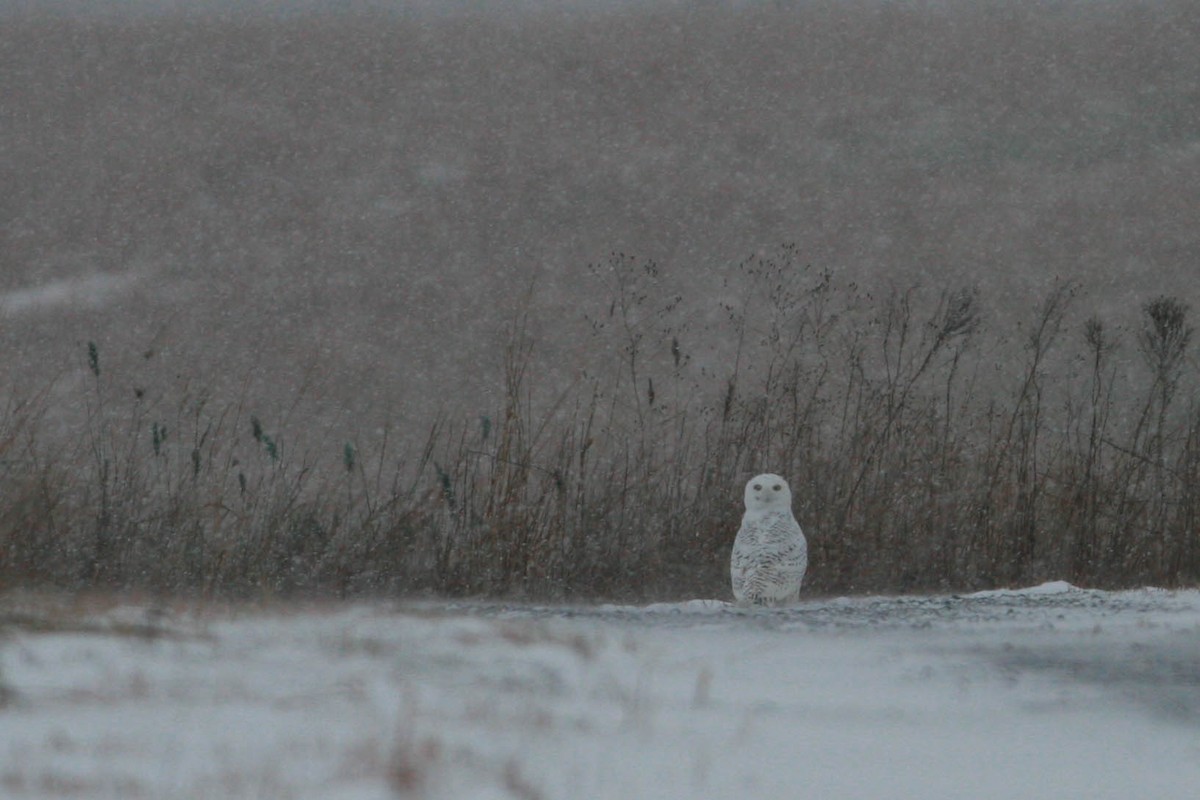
[3,248,1200,599]
[2,2,1200,598]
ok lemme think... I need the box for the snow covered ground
[2,583,1199,799]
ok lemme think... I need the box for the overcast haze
[3,7,1199,792]
[5,0,1198,443]
[2,0,1200,601]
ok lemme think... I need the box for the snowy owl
[730,473,808,606]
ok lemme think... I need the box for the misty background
[2,0,1199,597]
[5,0,1197,432]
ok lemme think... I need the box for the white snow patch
[601,598,732,614]
[0,272,140,315]
[3,589,1200,799]
[968,579,1078,598]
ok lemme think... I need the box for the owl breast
[731,510,808,607]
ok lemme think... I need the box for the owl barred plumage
[731,473,808,606]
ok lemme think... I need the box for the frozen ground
[2,582,1199,799]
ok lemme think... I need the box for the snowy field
[2,583,1200,799]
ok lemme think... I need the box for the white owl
[730,473,808,606]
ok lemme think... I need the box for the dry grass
[3,249,1200,599]
[2,2,1200,599]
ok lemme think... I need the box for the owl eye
[773,485,782,491]
[753,484,762,491]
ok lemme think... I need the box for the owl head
[743,473,792,511]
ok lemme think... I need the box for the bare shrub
[5,248,1200,599]
[5,0,1200,598]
